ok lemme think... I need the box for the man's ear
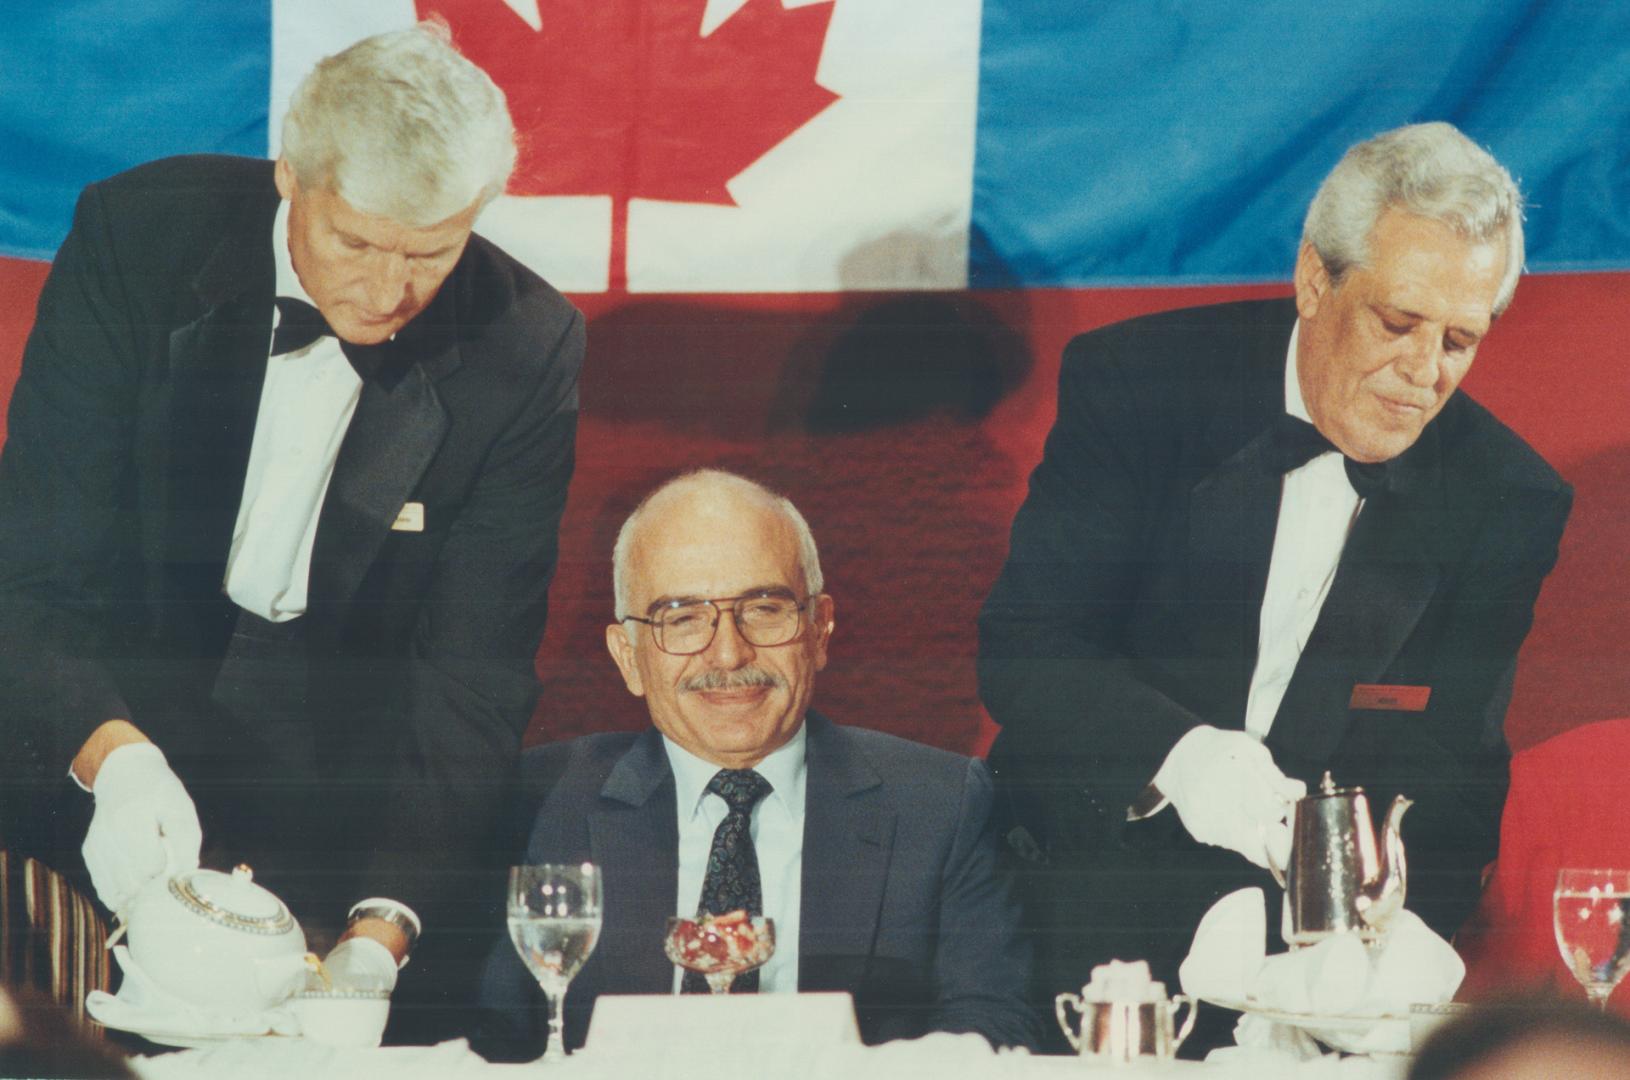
[810,594,835,673]
[274,157,298,201]
[605,623,646,698]
[1293,241,1332,320]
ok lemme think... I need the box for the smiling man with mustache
[475,469,1040,1057]
[978,122,1573,1053]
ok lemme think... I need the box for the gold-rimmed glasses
[620,589,814,655]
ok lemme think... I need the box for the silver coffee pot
[1267,772,1413,946]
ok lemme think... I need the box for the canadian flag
[270,0,980,293]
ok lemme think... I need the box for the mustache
[679,667,787,694]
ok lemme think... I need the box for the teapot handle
[1258,823,1288,889]
[1053,992,1086,1053]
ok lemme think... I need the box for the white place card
[584,991,861,1055]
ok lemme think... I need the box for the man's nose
[1395,329,1444,389]
[703,608,756,670]
[362,253,413,316]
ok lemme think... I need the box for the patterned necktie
[683,768,773,993]
[1271,414,1391,500]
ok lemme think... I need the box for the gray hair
[280,20,516,226]
[613,470,825,625]
[1302,122,1524,314]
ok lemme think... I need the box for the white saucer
[102,1022,289,1050]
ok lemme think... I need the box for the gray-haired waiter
[0,21,583,1009]
[978,122,1571,1049]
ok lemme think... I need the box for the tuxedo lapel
[584,732,680,996]
[798,714,895,990]
[1181,314,1292,720]
[308,364,447,608]
[1267,432,1447,765]
[308,302,459,608]
[1184,426,1284,713]
[155,194,278,649]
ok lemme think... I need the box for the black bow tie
[270,297,390,382]
[1271,414,1391,500]
[270,297,333,356]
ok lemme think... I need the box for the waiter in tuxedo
[978,122,1571,1040]
[0,22,583,1001]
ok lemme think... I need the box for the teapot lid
[1311,770,1363,798]
[169,865,297,936]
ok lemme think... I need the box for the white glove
[82,742,203,914]
[1153,726,1305,869]
[322,936,399,994]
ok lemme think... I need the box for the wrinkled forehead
[340,191,476,245]
[626,492,804,610]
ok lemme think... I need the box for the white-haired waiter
[0,22,583,1013]
[978,122,1571,1050]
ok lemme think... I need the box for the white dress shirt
[222,200,363,621]
[1143,322,1364,808]
[663,726,807,994]
[1242,321,1364,739]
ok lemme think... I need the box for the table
[126,1034,1411,1080]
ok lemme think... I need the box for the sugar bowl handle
[1169,993,1198,1051]
[1054,991,1086,1053]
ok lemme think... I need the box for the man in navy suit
[0,22,583,1003]
[476,470,1039,1056]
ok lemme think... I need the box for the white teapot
[123,865,311,1013]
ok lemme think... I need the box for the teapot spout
[1359,794,1413,932]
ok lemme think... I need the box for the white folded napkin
[1179,886,1267,1003]
[1253,932,1371,1016]
[1365,910,1464,1013]
[1179,889,1464,1059]
[86,945,299,1040]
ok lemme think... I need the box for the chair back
[0,851,111,1025]
[1457,717,1630,1015]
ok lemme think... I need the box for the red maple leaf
[419,0,838,289]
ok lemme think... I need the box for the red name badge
[1349,684,1431,712]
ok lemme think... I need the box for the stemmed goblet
[664,911,775,994]
[507,863,603,1062]
[1553,868,1630,1011]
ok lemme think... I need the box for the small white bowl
[291,990,391,1047]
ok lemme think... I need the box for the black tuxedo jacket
[977,299,1571,989]
[473,713,1040,1056]
[0,156,584,914]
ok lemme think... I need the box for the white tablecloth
[127,1034,1412,1080]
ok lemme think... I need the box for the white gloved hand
[82,742,203,914]
[1153,726,1305,869]
[322,936,399,994]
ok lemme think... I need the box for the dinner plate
[1200,997,1411,1054]
[1208,999,1404,1029]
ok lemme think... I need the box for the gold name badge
[391,502,425,532]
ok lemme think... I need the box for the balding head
[613,470,824,625]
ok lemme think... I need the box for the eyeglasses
[620,589,813,656]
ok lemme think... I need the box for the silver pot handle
[1259,821,1288,889]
